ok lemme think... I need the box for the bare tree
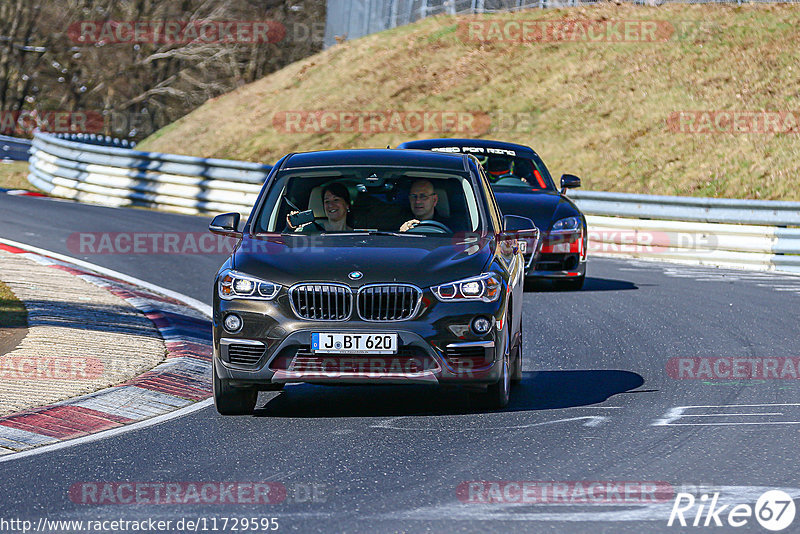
[0,0,325,138]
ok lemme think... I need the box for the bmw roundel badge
[348,271,363,280]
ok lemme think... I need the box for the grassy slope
[0,161,35,191]
[0,281,27,328]
[139,4,800,200]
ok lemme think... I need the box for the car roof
[396,138,539,158]
[281,148,469,172]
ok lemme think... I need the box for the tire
[511,321,523,384]
[213,364,258,415]
[556,274,585,291]
[483,321,511,409]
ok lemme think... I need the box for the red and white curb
[5,189,47,197]
[0,240,213,457]
[0,187,48,198]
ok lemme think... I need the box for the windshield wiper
[272,231,424,237]
[363,231,423,237]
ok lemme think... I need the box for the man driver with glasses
[399,179,453,232]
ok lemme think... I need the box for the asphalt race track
[2,193,799,533]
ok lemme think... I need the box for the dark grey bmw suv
[208,149,538,414]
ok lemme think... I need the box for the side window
[477,166,502,233]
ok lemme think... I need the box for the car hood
[232,234,494,288]
[492,188,581,234]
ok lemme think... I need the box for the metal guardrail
[56,133,137,149]
[585,215,800,274]
[28,132,269,216]
[0,135,32,161]
[568,191,800,274]
[569,190,800,227]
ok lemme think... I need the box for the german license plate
[311,333,398,354]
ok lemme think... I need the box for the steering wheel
[407,220,452,234]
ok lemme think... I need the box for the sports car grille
[535,253,579,271]
[227,343,266,366]
[357,285,421,321]
[290,284,352,321]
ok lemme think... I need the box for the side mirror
[501,215,540,256]
[209,212,242,238]
[503,214,536,233]
[560,174,581,193]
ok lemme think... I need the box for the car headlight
[218,270,280,300]
[432,273,501,303]
[551,216,581,233]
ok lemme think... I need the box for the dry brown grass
[0,161,35,191]
[0,281,27,328]
[139,4,800,200]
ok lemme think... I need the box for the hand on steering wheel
[402,219,452,234]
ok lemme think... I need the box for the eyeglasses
[408,193,435,201]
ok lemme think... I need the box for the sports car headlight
[551,216,581,233]
[432,273,501,303]
[218,270,280,300]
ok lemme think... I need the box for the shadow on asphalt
[7,300,172,338]
[526,277,638,293]
[252,370,645,417]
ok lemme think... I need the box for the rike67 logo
[669,490,796,531]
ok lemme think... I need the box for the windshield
[428,146,556,190]
[253,167,483,235]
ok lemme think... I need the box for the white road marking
[376,486,800,523]
[680,412,784,417]
[768,287,800,291]
[653,403,800,427]
[372,415,610,431]
[0,238,214,464]
[0,399,213,464]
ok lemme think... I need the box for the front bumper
[525,254,587,279]
[525,229,587,279]
[213,294,506,387]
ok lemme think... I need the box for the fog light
[223,313,242,333]
[471,316,492,336]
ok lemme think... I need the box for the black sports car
[208,148,538,414]
[397,139,587,290]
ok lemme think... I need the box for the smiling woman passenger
[288,182,354,233]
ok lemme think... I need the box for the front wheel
[213,364,257,415]
[511,321,523,384]
[483,323,511,409]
